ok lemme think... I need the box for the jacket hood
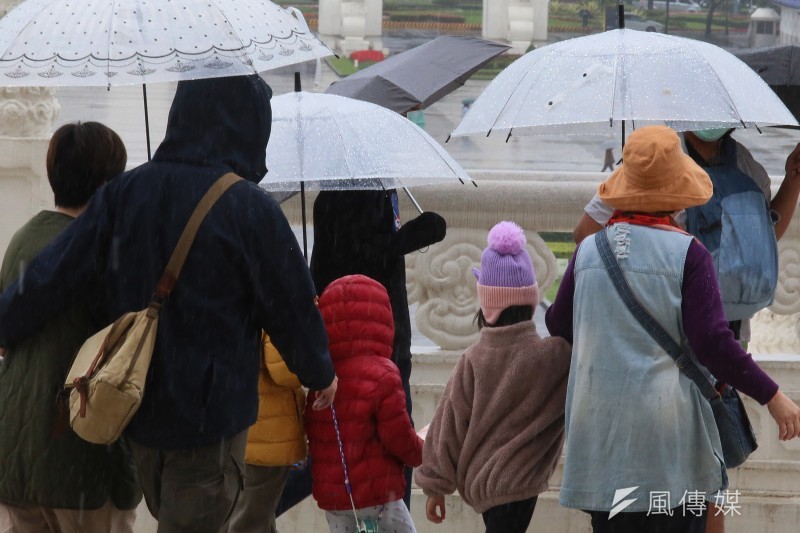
[319,275,394,362]
[153,74,272,182]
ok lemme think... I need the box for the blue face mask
[692,128,731,142]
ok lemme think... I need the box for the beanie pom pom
[487,221,526,255]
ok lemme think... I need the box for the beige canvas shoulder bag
[64,172,242,444]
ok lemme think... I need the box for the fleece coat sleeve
[375,365,424,468]
[415,353,474,497]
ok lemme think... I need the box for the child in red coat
[305,274,423,532]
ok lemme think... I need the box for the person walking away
[0,75,337,533]
[416,221,571,533]
[0,122,141,532]
[305,275,423,532]
[602,147,615,172]
[547,125,800,532]
[223,334,307,533]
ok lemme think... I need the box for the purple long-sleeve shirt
[545,239,779,405]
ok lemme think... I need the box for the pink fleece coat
[415,320,571,513]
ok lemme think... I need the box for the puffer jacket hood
[319,274,394,363]
[154,74,271,183]
[307,274,422,511]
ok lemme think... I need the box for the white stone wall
[779,6,800,44]
[0,87,58,254]
[318,0,383,55]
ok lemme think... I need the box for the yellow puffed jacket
[245,333,307,466]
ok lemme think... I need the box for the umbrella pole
[301,180,308,261]
[142,84,152,161]
[294,72,308,261]
[618,3,626,151]
[403,187,424,215]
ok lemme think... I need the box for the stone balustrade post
[0,87,59,256]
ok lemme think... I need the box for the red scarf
[607,210,687,234]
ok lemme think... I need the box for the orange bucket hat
[598,125,712,213]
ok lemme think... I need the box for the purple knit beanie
[472,221,539,324]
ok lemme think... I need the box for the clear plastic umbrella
[261,91,472,192]
[0,0,332,159]
[0,0,332,86]
[452,29,799,140]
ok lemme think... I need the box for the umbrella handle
[403,187,424,215]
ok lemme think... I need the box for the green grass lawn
[544,239,576,302]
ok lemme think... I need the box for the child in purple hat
[415,221,572,533]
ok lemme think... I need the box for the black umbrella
[734,45,800,122]
[326,35,510,114]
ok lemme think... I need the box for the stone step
[270,487,800,532]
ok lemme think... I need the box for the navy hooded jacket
[0,75,335,449]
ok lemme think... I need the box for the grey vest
[560,223,726,513]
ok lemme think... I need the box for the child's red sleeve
[374,365,424,468]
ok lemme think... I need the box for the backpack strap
[594,230,721,403]
[150,172,242,310]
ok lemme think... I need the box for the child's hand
[426,494,445,523]
[312,375,338,410]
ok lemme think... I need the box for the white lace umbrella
[452,29,799,140]
[0,0,332,86]
[260,90,472,257]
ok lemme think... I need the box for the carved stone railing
[0,87,59,255]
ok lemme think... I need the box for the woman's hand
[767,390,800,440]
[784,143,800,180]
[426,494,446,523]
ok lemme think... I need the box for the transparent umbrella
[261,91,472,192]
[0,0,333,158]
[0,0,331,85]
[452,29,799,141]
[260,89,473,257]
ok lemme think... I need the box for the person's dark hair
[474,305,534,329]
[46,121,127,208]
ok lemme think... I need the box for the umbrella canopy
[452,29,798,139]
[325,35,510,114]
[260,91,472,192]
[0,0,332,86]
[734,44,800,122]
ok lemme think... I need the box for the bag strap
[594,229,721,402]
[151,173,242,307]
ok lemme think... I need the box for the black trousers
[481,497,538,533]
[589,510,707,533]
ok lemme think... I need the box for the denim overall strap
[595,230,720,402]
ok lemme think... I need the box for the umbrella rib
[610,30,623,134]
[484,46,556,136]
[692,45,746,128]
[208,0,257,74]
[404,115,469,184]
[325,102,359,182]
[0,1,55,65]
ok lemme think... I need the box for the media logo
[609,486,639,519]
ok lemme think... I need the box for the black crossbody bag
[595,229,757,468]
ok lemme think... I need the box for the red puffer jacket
[306,275,423,511]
